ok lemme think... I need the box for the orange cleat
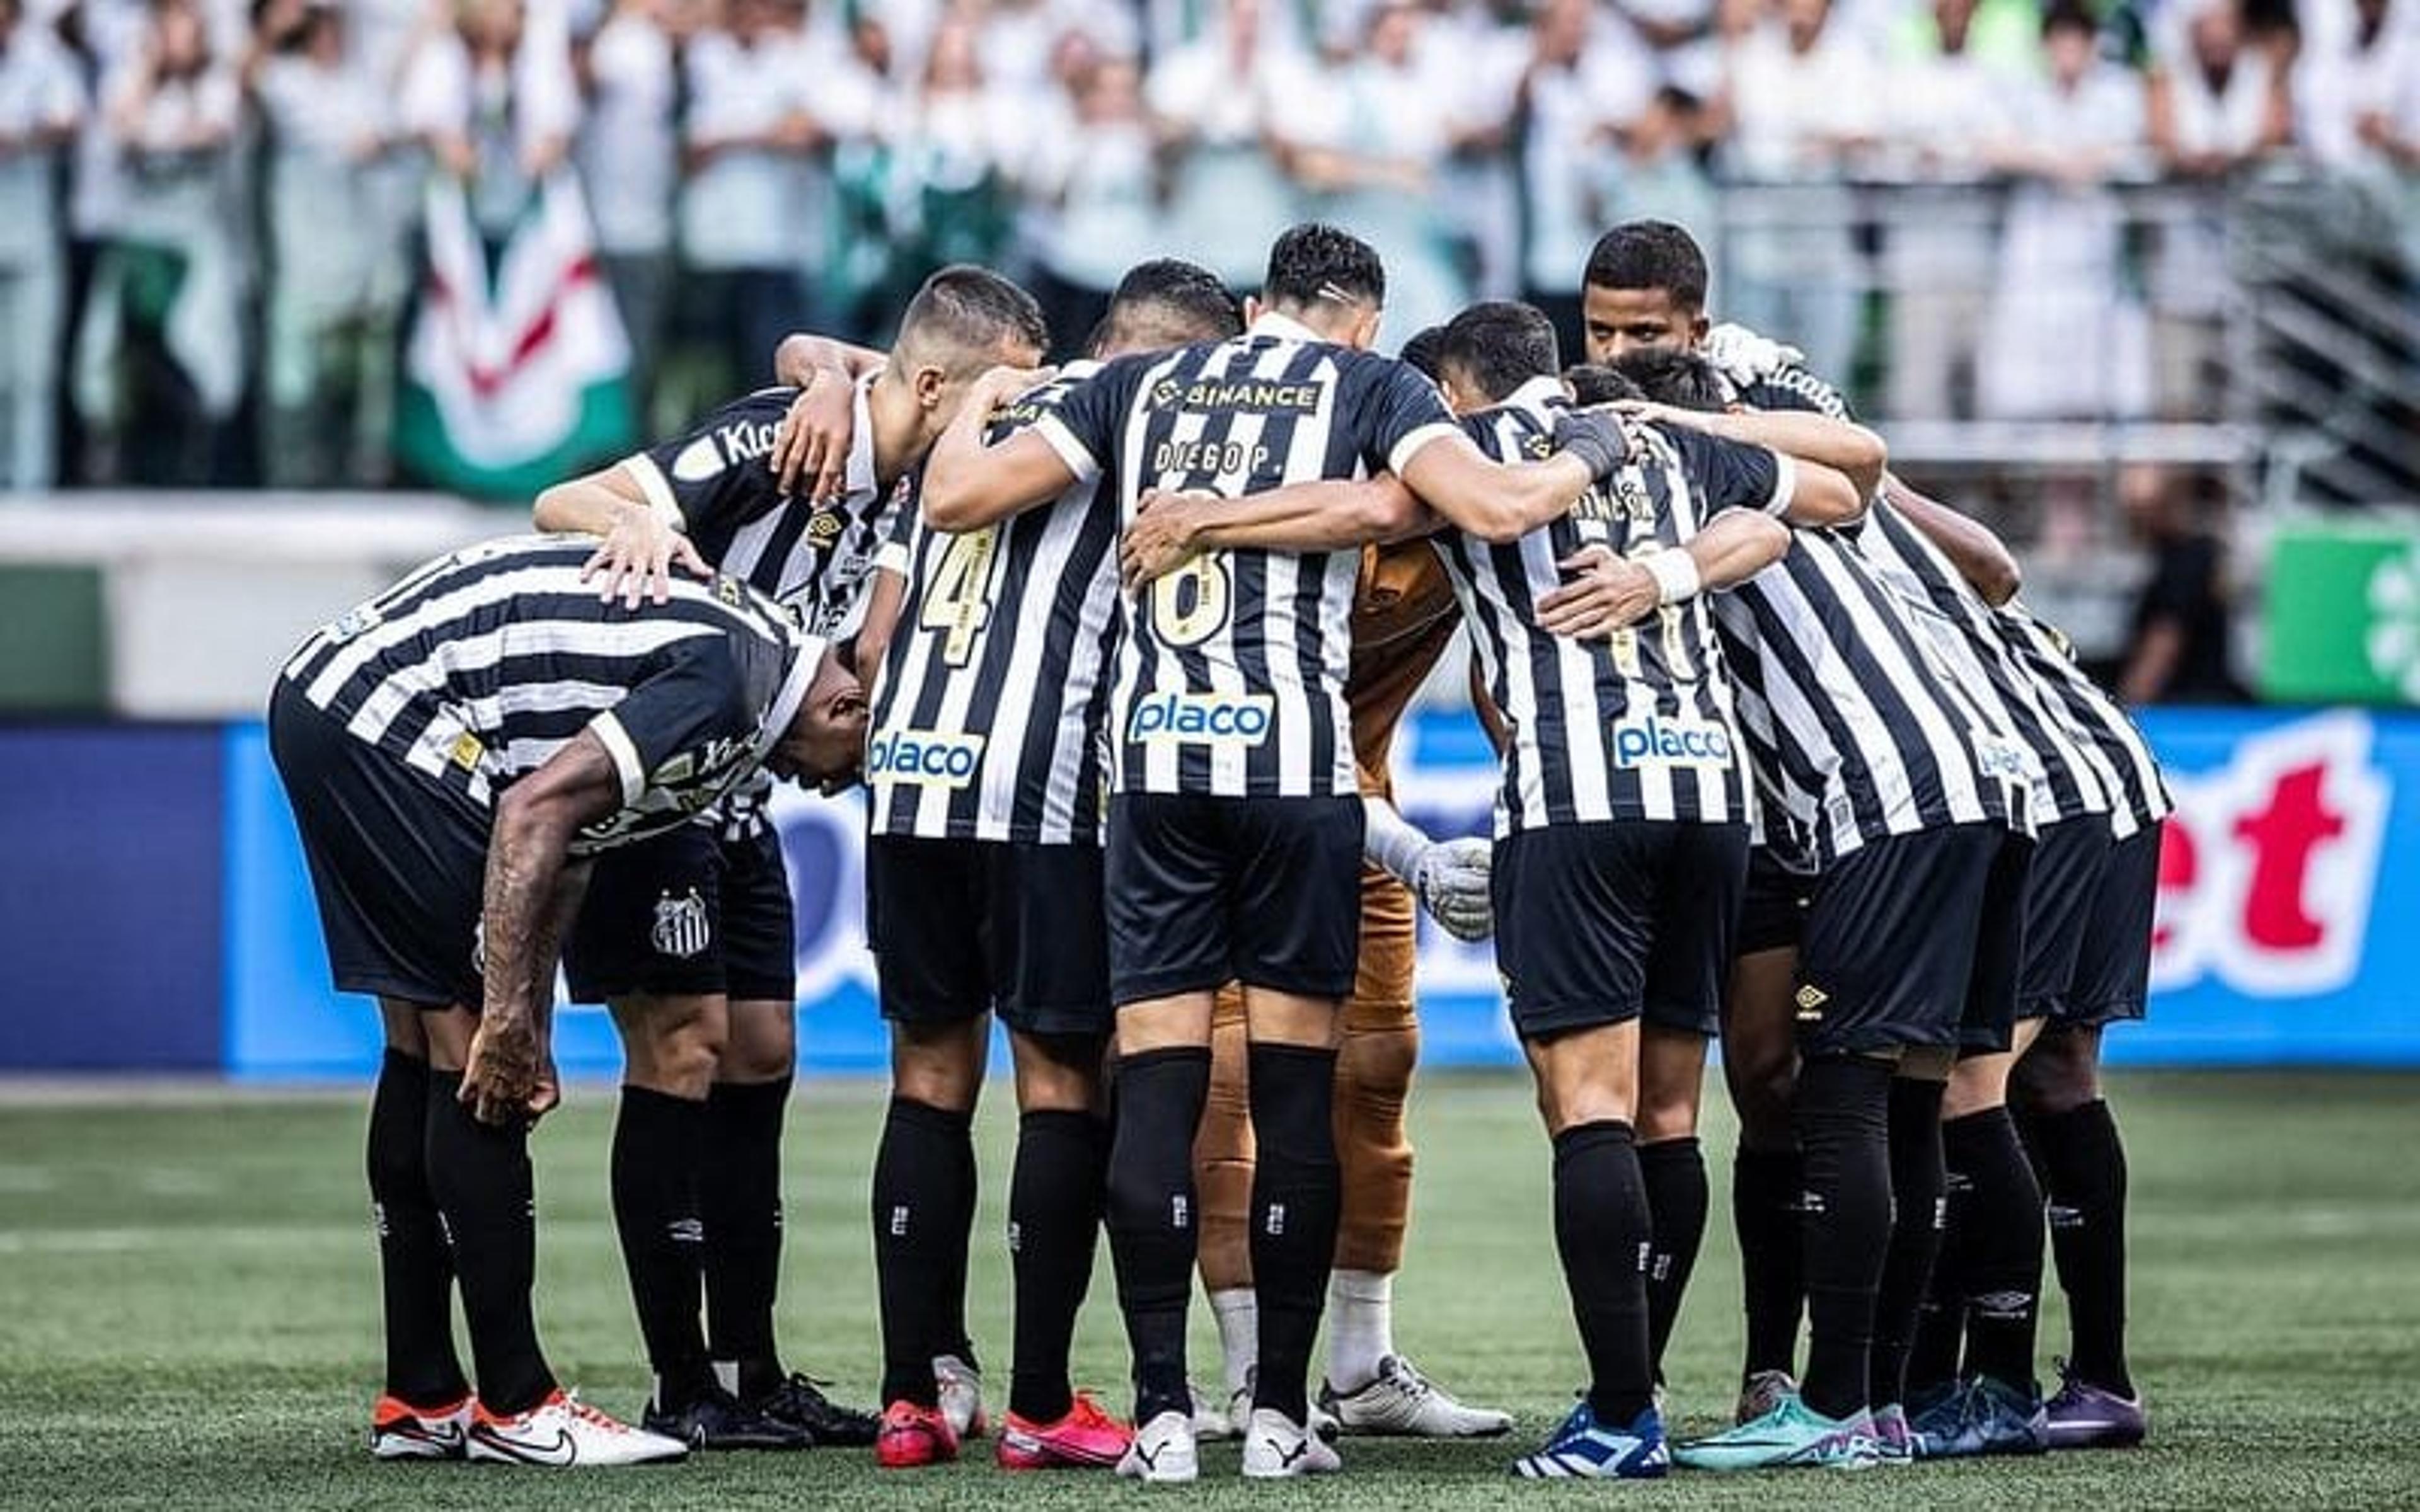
[875,1399,960,1468]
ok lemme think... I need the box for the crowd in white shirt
[0,0,2413,491]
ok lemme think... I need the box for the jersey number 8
[919,526,999,667]
[1151,553,1232,649]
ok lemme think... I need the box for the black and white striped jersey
[621,375,907,641]
[1436,377,1792,835]
[1715,528,2034,871]
[1852,498,2126,828]
[868,361,1121,845]
[278,536,822,856]
[1032,312,1464,799]
[1997,602,2175,837]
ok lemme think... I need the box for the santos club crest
[651,889,712,959]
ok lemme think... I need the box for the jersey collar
[1504,375,1568,424]
[759,627,830,764]
[1248,309,1327,345]
[844,374,880,503]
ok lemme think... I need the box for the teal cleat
[1911,1376,2051,1459]
[1868,1403,1915,1466]
[1673,1393,1877,1472]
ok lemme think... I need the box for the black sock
[1639,1137,1708,1383]
[938,1116,981,1368]
[872,1096,976,1408]
[424,1070,555,1415]
[2024,1099,2133,1395]
[1732,1146,1806,1379]
[367,1050,468,1406]
[1246,1043,1342,1424]
[1872,1077,1947,1411]
[1908,1155,1972,1399]
[701,1076,789,1396]
[1552,1121,1654,1427]
[1008,1108,1109,1424]
[611,1085,712,1410]
[1794,1056,1894,1421]
[1105,1046,1210,1426]
[1945,1107,2044,1394]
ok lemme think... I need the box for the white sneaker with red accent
[466,1389,689,1467]
[371,1392,473,1460]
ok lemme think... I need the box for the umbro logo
[1794,984,1829,1020]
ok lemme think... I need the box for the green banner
[2263,522,2420,704]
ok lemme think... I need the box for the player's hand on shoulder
[971,362,1057,418]
[1536,544,1660,640]
[771,369,858,503]
[1702,323,1806,389]
[1411,835,1494,942]
[581,510,709,609]
[1122,488,1214,591]
[1550,406,1631,481]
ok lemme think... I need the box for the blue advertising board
[2,707,2412,1077]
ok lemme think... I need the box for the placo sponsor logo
[867,729,986,788]
[1611,714,1734,769]
[2153,712,2388,997]
[1127,691,1275,745]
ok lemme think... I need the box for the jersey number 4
[919,527,1000,667]
[1151,553,1231,649]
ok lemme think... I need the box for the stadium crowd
[0,0,2414,491]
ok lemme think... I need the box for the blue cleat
[2044,1361,2146,1450]
[1510,1400,1669,1479]
[1673,1393,1877,1472]
[1911,1376,2051,1459]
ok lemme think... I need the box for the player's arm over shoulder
[921,360,1117,532]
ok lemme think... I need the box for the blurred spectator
[678,0,866,389]
[2146,0,2291,417]
[74,0,244,484]
[1718,0,1877,386]
[1518,0,1652,350]
[1877,0,2012,418]
[1028,50,1156,351]
[246,0,403,486]
[2298,0,2420,264]
[0,0,81,490]
[885,13,1023,286]
[401,0,577,241]
[2119,464,2247,703]
[1146,0,1312,290]
[1588,84,1720,270]
[1420,0,1526,302]
[1279,3,1463,349]
[1978,0,2150,420]
[575,0,691,428]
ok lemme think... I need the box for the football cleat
[1913,1375,2051,1458]
[465,1389,688,1467]
[1868,1402,1916,1466]
[1674,1392,1876,1472]
[996,1391,1132,1470]
[875,1399,959,1469]
[1187,1381,1235,1441]
[1240,1407,1343,1479]
[1319,1354,1512,1438]
[371,1392,473,1460]
[751,1372,879,1447]
[1510,1400,1669,1479]
[1115,1409,1199,1484]
[1228,1370,1338,1441]
[1736,1368,1799,1425]
[642,1386,815,1450]
[934,1353,988,1440]
[2044,1361,2147,1450]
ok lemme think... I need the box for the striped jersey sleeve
[1997,602,2174,835]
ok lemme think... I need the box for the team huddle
[268,215,2165,1480]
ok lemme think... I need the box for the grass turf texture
[2,1071,2416,1509]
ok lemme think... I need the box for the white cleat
[1318,1354,1514,1438]
[1115,1409,1199,1484]
[1241,1407,1343,1479]
[1188,1382,1235,1441]
[464,1389,688,1467]
[1228,1373,1338,1442]
[371,1392,473,1460]
[933,1353,987,1440]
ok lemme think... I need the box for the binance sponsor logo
[1127,690,1274,745]
[1794,983,1829,1021]
[1150,377,1324,413]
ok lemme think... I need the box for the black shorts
[563,823,797,1003]
[1494,821,1751,1041]
[1795,823,2034,1058]
[1736,847,1816,956]
[267,680,488,1009]
[2060,821,2162,1026]
[1105,793,1364,1005]
[2017,816,2116,1021]
[865,835,1112,1038]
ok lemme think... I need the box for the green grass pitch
[3,1070,2417,1509]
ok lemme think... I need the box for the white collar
[758,627,829,765]
[844,373,880,502]
[1502,374,1569,423]
[1248,309,1330,345]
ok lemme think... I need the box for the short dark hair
[1094,258,1243,354]
[1437,301,1561,404]
[1611,348,1728,413]
[897,264,1051,372]
[1582,220,1710,310]
[1562,364,1644,406]
[1262,222,1386,312]
[2041,0,2095,38]
[1398,324,1449,382]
